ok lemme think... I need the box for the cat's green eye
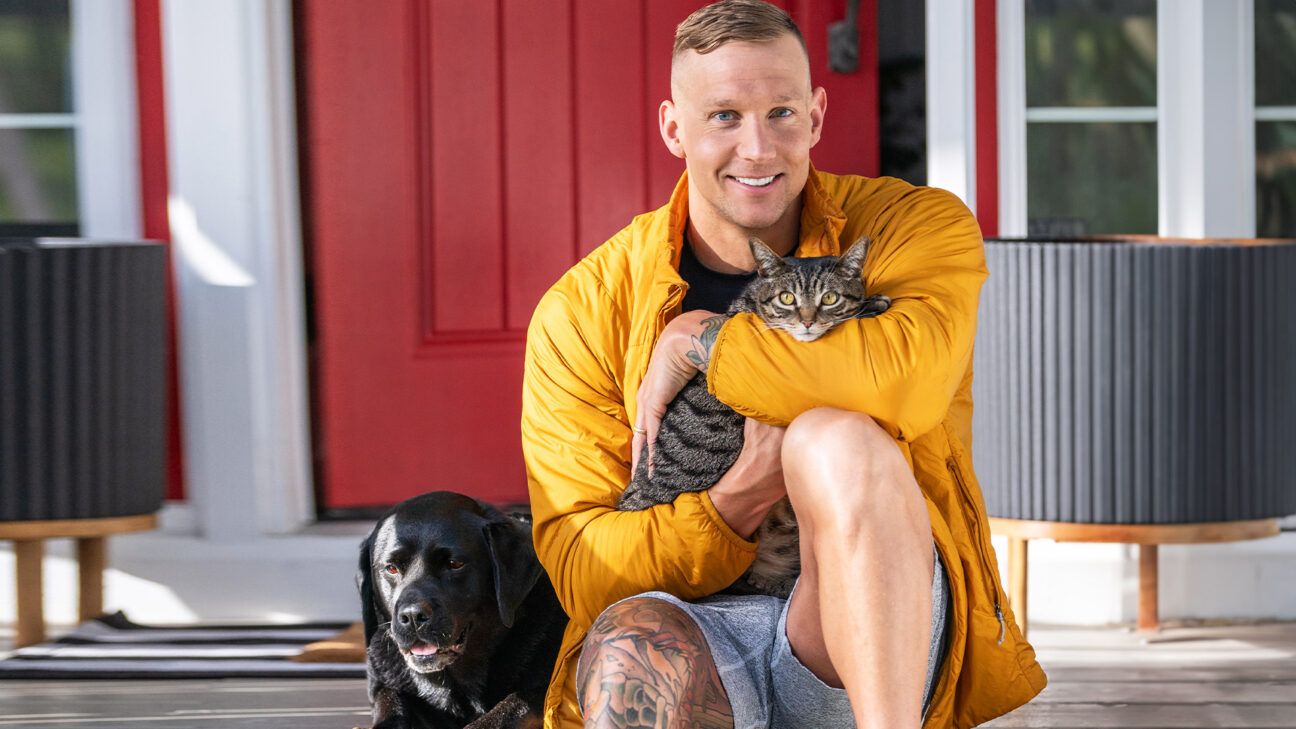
[822,292,840,306]
[778,292,795,306]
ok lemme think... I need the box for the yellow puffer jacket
[522,166,1047,728]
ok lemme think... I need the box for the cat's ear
[749,237,788,277]
[837,236,871,279]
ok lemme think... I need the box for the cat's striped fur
[617,236,891,598]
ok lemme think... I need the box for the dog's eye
[448,559,465,570]
[384,563,400,576]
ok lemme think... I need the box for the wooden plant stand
[1,514,158,648]
[989,517,1280,636]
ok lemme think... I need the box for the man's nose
[736,120,777,162]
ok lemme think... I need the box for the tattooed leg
[577,597,734,729]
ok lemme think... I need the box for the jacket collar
[651,162,848,291]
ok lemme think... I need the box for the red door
[297,0,877,510]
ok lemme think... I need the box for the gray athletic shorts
[580,545,950,729]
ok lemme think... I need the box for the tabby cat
[617,235,891,598]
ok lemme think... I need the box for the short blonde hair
[672,0,807,59]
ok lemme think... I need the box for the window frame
[997,0,1257,239]
[0,0,140,239]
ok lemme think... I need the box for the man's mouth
[730,174,780,188]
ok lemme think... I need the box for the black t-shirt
[678,231,757,314]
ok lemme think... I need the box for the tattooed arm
[630,310,786,541]
[576,598,734,729]
[630,310,728,477]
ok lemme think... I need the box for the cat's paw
[860,294,891,317]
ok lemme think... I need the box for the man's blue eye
[772,108,793,118]
[713,111,736,122]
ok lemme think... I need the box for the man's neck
[686,202,802,275]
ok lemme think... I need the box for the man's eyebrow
[703,94,801,109]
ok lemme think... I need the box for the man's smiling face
[662,33,826,241]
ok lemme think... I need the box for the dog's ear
[483,518,543,629]
[358,529,383,649]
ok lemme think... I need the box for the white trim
[1256,107,1296,122]
[70,0,141,240]
[925,0,977,212]
[1026,107,1158,123]
[163,0,315,539]
[997,0,1027,237]
[0,114,76,129]
[1158,0,1256,238]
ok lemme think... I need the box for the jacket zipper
[946,456,1006,646]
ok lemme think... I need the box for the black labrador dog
[358,491,567,729]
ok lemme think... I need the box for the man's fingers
[630,429,645,475]
[645,419,659,476]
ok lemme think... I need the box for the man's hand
[631,310,728,475]
[709,418,788,540]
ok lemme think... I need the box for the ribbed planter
[0,239,167,521]
[971,237,1296,524]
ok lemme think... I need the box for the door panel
[299,0,877,509]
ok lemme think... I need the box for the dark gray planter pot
[971,236,1296,524]
[0,239,167,521]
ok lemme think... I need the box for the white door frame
[926,0,978,213]
[162,0,314,538]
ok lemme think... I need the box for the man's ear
[808,86,827,148]
[660,99,685,159]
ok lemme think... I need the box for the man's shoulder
[820,170,967,218]
[528,203,669,337]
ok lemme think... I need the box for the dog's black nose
[398,602,432,628]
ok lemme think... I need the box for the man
[521,2,1047,727]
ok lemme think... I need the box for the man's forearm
[707,459,785,540]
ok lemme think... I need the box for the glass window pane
[0,127,78,224]
[1025,0,1157,108]
[1027,122,1157,235]
[1256,0,1296,107]
[1257,121,1296,237]
[0,0,72,114]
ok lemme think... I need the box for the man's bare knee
[783,407,899,465]
[578,597,733,728]
[782,407,910,519]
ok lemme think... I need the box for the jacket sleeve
[706,186,988,441]
[521,285,759,628]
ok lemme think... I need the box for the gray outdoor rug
[0,611,366,679]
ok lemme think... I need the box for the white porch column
[1158,0,1256,238]
[162,0,314,539]
[926,0,978,212]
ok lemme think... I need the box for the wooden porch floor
[986,621,1296,728]
[0,621,1293,728]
